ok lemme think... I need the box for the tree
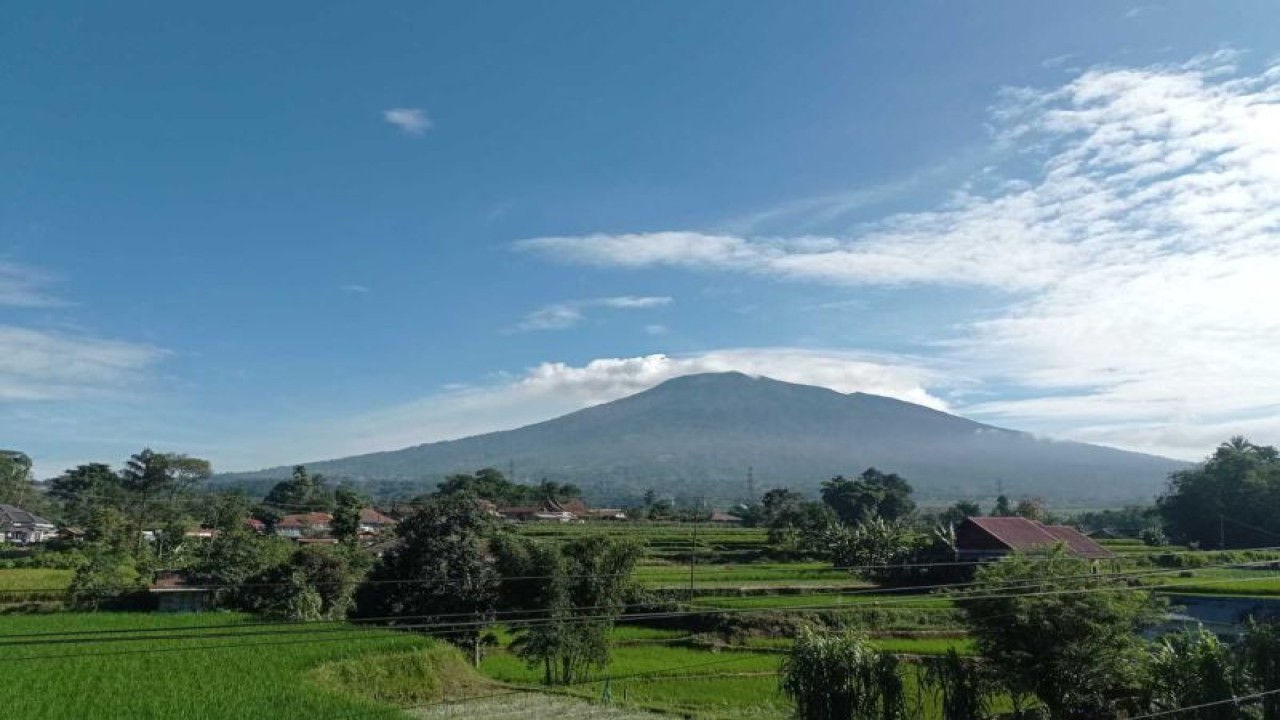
[992,495,1013,516]
[49,463,126,526]
[1146,628,1244,720]
[821,468,915,525]
[1159,437,1280,548]
[921,649,993,720]
[331,487,363,545]
[353,494,499,665]
[956,549,1164,718]
[1238,619,1280,720]
[239,546,359,620]
[264,465,331,511]
[765,496,834,558]
[188,526,292,606]
[68,551,143,610]
[0,450,34,506]
[781,628,906,720]
[938,501,981,528]
[120,449,211,538]
[495,534,642,685]
[1013,496,1049,522]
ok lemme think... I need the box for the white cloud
[513,295,672,332]
[598,295,672,309]
[644,324,669,336]
[516,56,1280,459]
[0,262,64,307]
[340,284,372,294]
[0,326,166,401]
[515,304,585,332]
[382,108,433,137]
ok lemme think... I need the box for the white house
[0,504,56,544]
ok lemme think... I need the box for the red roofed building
[358,508,397,533]
[276,512,333,539]
[955,517,1114,561]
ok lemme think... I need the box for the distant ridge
[217,372,1188,504]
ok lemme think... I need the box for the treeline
[785,550,1280,718]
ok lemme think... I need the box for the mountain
[218,372,1189,504]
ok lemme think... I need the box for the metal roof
[961,517,1114,559]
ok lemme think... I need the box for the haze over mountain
[220,373,1188,504]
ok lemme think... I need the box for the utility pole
[1220,514,1226,551]
[688,497,702,601]
[745,466,756,504]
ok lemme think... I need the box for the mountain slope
[220,372,1188,503]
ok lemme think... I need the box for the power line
[1130,687,1280,718]
[7,560,1279,656]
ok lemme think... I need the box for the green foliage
[759,489,834,559]
[0,449,34,506]
[781,627,906,720]
[239,545,360,620]
[1159,437,1280,548]
[331,486,363,544]
[1,612,435,719]
[309,645,491,707]
[433,467,582,506]
[353,494,499,657]
[49,463,126,526]
[67,551,144,609]
[1238,619,1280,720]
[497,534,643,685]
[1074,505,1159,537]
[263,465,333,511]
[188,528,292,605]
[821,468,916,525]
[956,550,1165,719]
[921,649,993,720]
[1147,628,1245,720]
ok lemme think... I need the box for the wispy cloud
[517,55,1280,458]
[0,325,166,401]
[513,295,672,332]
[382,108,433,137]
[0,262,66,308]
[340,284,372,294]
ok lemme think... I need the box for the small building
[585,508,628,521]
[276,512,333,538]
[149,571,213,613]
[708,511,743,524]
[955,516,1114,561]
[358,508,397,533]
[0,504,56,544]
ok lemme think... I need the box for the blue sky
[4,1,1280,476]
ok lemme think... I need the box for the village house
[0,504,56,545]
[358,508,397,534]
[276,511,333,538]
[954,516,1115,561]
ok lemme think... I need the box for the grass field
[480,641,788,719]
[737,634,977,656]
[687,591,956,610]
[0,568,74,592]
[636,562,866,590]
[0,612,475,719]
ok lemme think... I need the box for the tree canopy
[820,468,915,525]
[1158,436,1280,548]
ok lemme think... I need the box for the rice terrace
[7,2,1280,719]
